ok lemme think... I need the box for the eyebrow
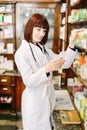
[35,27,46,30]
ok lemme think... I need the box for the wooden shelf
[75,46,87,53]
[71,67,87,87]
[69,20,87,25]
[71,0,87,9]
[0,3,16,113]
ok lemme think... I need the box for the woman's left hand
[69,28,84,48]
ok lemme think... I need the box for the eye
[43,29,46,33]
[36,28,41,31]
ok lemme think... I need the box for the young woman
[15,13,82,130]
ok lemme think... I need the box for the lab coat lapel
[30,43,49,70]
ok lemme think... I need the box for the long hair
[24,13,49,45]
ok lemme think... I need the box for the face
[32,27,46,44]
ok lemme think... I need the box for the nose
[40,30,45,37]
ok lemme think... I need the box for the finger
[71,28,84,35]
[54,58,65,62]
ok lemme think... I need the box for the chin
[37,39,42,43]
[37,41,41,43]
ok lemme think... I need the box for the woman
[15,13,82,130]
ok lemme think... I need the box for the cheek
[44,32,46,37]
[33,31,38,37]
[32,32,36,39]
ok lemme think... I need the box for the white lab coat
[15,40,77,130]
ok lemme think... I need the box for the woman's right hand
[45,58,65,73]
[69,28,84,48]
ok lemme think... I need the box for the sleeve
[60,47,77,69]
[15,50,49,89]
[46,47,77,69]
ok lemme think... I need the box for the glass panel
[17,6,54,49]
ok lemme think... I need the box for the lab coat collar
[21,40,36,50]
[22,40,47,53]
[36,43,48,54]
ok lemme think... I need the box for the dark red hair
[24,13,49,45]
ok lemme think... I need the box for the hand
[45,58,65,73]
[69,28,84,48]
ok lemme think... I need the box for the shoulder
[16,40,31,53]
[15,40,31,59]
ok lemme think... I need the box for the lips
[37,37,43,42]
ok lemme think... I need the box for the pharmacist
[15,13,83,130]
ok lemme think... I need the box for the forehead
[33,27,46,30]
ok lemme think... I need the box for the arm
[45,48,77,74]
[15,50,49,88]
[45,28,84,72]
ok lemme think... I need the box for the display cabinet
[65,0,87,129]
[0,3,16,113]
[66,0,87,88]
[0,76,16,112]
[16,2,61,53]
[58,0,68,53]
[0,3,16,72]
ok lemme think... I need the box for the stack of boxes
[74,92,87,121]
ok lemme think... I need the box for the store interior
[0,0,87,130]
